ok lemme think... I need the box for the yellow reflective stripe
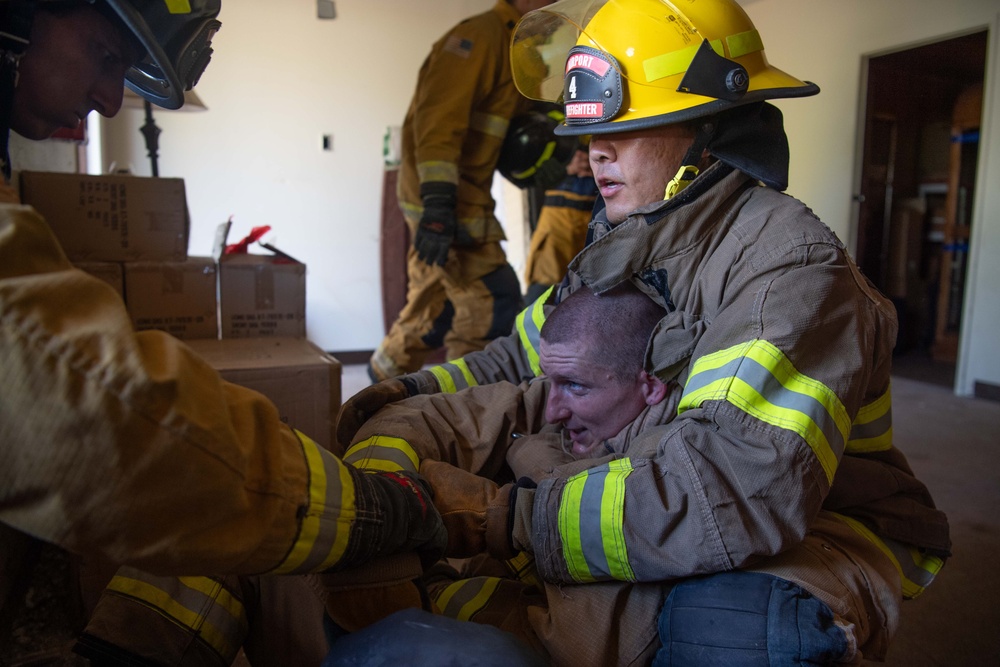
[516,287,551,377]
[107,572,243,660]
[831,514,944,599]
[679,340,848,485]
[164,0,192,13]
[847,385,893,453]
[600,459,634,581]
[417,161,459,184]
[643,38,723,82]
[429,358,478,394]
[433,577,502,621]
[469,111,509,139]
[559,471,589,581]
[643,27,763,83]
[512,141,557,180]
[318,461,356,570]
[430,365,457,393]
[726,29,763,59]
[558,459,635,583]
[344,435,420,473]
[275,432,355,573]
[400,200,422,220]
[504,551,540,588]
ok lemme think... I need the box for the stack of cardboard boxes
[19,171,341,450]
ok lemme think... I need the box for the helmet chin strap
[0,0,37,182]
[663,119,716,201]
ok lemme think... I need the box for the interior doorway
[854,30,987,388]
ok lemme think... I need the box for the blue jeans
[653,571,849,666]
[323,608,546,667]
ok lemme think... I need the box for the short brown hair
[541,283,663,382]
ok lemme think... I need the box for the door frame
[849,22,995,395]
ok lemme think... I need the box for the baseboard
[328,350,374,365]
[974,381,1000,402]
[327,348,449,366]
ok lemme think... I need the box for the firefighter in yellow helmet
[0,2,448,663]
[338,0,950,663]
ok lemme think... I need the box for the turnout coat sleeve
[346,379,553,481]
[0,205,384,576]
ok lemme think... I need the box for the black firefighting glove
[531,155,568,191]
[414,182,469,266]
[343,468,448,572]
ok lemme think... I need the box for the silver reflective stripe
[429,358,478,393]
[291,443,351,572]
[417,160,459,184]
[469,111,509,139]
[344,435,419,473]
[108,569,245,661]
[684,356,844,460]
[433,576,501,621]
[680,340,848,483]
[274,432,354,573]
[848,411,891,441]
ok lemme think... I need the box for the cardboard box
[184,337,341,451]
[74,261,124,299]
[125,257,218,340]
[19,171,189,262]
[219,254,306,339]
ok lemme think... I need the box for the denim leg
[653,571,849,666]
[323,608,546,667]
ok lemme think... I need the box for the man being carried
[331,283,675,665]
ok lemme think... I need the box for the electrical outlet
[317,0,336,20]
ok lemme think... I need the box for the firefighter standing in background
[369,0,558,383]
[523,145,598,302]
[0,2,447,663]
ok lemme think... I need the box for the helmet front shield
[511,0,607,103]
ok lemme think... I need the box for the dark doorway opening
[855,31,987,388]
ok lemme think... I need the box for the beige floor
[338,366,1000,665]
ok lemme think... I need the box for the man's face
[589,123,696,224]
[541,338,651,457]
[11,7,139,140]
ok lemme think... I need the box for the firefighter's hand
[336,379,410,450]
[532,154,568,190]
[414,182,459,266]
[419,459,535,560]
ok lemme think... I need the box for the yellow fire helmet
[511,0,819,137]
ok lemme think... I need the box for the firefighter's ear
[640,370,668,406]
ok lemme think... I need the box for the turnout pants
[356,512,903,666]
[371,240,523,380]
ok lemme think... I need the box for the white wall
[100,0,1000,395]
[101,0,495,353]
[742,0,999,395]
